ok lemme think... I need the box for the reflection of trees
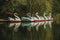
[0,23,13,40]
[52,22,60,40]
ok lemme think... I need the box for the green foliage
[0,0,60,18]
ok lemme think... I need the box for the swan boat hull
[0,19,53,23]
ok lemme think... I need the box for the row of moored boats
[8,12,53,22]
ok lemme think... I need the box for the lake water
[0,21,60,40]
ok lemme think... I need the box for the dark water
[0,21,60,40]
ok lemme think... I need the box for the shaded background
[0,0,60,18]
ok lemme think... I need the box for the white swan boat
[8,13,21,23]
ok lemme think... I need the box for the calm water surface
[0,21,60,40]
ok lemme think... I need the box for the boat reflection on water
[0,21,53,40]
[7,21,53,32]
[8,23,21,32]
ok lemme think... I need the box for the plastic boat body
[0,18,53,23]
